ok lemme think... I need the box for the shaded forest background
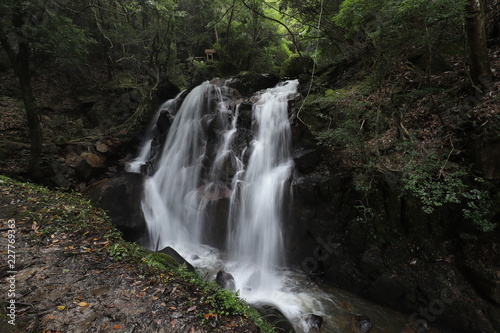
[1,0,499,231]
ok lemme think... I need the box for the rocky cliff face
[287,118,500,333]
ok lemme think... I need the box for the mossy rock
[280,55,314,79]
[144,252,181,270]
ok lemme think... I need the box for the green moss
[143,252,180,270]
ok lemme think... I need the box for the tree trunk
[16,42,43,179]
[0,13,43,179]
[465,0,492,95]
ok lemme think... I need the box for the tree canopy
[0,0,495,179]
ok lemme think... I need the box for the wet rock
[225,72,280,97]
[158,246,195,272]
[254,303,295,333]
[156,109,173,133]
[293,147,321,173]
[203,197,230,249]
[83,173,147,242]
[353,315,372,332]
[305,313,323,330]
[215,270,236,291]
[237,101,253,129]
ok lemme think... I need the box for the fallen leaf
[57,305,66,310]
[204,313,217,319]
[112,324,122,329]
[77,302,90,307]
[187,305,197,312]
[45,314,56,321]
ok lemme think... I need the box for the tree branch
[241,0,302,56]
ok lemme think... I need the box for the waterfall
[139,80,297,257]
[227,82,296,292]
[131,79,422,333]
[137,79,316,329]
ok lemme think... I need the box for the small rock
[96,141,110,153]
[354,315,372,332]
[81,152,105,168]
[305,313,323,330]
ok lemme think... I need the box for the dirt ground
[0,176,262,333]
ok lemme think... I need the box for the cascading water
[126,92,184,174]
[140,82,219,250]
[226,82,295,295]
[130,79,436,333]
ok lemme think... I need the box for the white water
[142,82,215,250]
[225,82,295,302]
[133,80,426,333]
[126,92,184,173]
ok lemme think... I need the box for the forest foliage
[1,0,487,86]
[0,0,497,231]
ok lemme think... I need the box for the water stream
[127,80,441,333]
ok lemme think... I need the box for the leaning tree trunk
[465,0,492,95]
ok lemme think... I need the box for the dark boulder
[225,72,280,97]
[215,270,236,291]
[158,246,195,273]
[293,147,321,173]
[83,173,146,242]
[154,80,181,104]
[254,303,295,333]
